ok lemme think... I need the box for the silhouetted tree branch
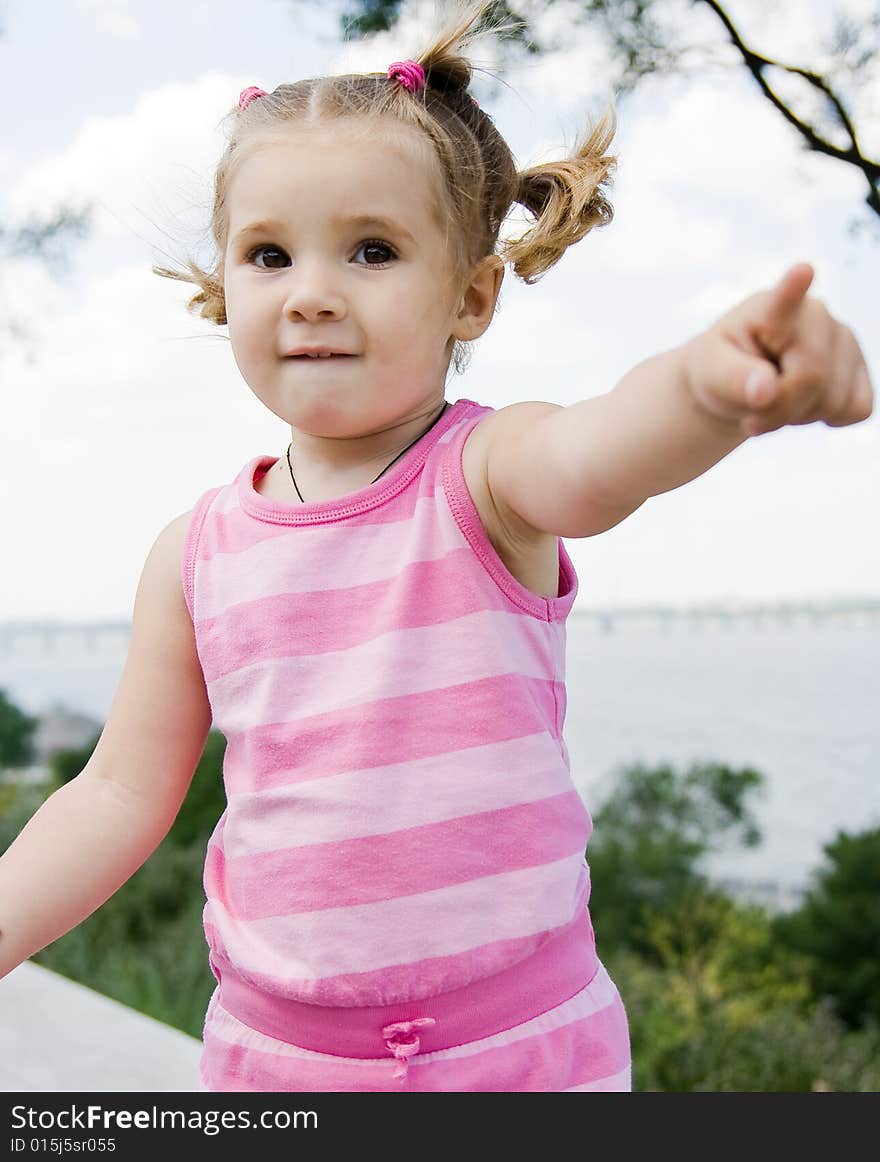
[701,0,879,219]
[331,0,880,233]
[0,3,94,355]
[0,207,92,271]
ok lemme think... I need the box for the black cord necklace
[285,400,450,502]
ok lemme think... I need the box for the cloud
[1,0,876,620]
[0,250,282,619]
[77,0,140,40]
[4,73,249,249]
[505,0,620,113]
[2,254,274,446]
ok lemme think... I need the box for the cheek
[227,313,265,376]
[226,297,265,351]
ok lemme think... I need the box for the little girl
[0,0,871,1093]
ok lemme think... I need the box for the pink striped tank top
[181,396,597,1011]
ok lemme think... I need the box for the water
[564,614,879,904]
[1,616,877,905]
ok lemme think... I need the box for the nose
[282,258,346,323]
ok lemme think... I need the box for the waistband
[213,915,598,1080]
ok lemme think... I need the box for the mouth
[287,352,357,360]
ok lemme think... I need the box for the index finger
[752,262,815,356]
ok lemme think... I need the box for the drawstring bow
[381,1016,437,1081]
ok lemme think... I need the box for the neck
[285,397,449,479]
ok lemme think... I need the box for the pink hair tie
[387,60,426,94]
[239,86,268,110]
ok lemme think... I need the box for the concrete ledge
[0,960,203,1092]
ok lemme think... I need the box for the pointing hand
[682,264,874,438]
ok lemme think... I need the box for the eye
[354,238,398,268]
[246,245,288,270]
[244,239,398,270]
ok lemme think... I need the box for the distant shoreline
[3,597,880,631]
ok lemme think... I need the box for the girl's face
[222,120,469,439]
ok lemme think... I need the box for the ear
[452,255,504,342]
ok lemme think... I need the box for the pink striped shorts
[197,922,632,1092]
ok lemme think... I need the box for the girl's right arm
[0,510,213,980]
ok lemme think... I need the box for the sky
[0,0,878,620]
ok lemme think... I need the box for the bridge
[570,599,880,633]
[1,598,878,650]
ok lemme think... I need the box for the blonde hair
[153,0,618,376]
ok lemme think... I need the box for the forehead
[226,120,447,236]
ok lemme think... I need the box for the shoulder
[140,510,196,607]
[83,505,211,801]
[150,508,197,568]
[461,402,564,543]
[128,506,213,636]
[162,508,196,543]
[464,402,563,456]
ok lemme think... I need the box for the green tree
[585,759,764,959]
[772,827,880,1031]
[608,889,880,1091]
[0,687,38,770]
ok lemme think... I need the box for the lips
[286,348,355,359]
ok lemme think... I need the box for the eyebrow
[231,214,416,245]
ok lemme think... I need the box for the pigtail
[414,0,522,101]
[152,259,227,325]
[416,0,513,84]
[500,103,619,286]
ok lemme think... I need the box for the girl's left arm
[484,263,874,540]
